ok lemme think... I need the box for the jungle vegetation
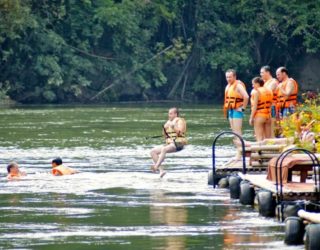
[0,0,319,103]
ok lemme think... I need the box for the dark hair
[277,66,288,75]
[252,77,264,86]
[7,162,18,173]
[261,65,271,73]
[170,107,180,117]
[226,69,237,77]
[52,157,63,166]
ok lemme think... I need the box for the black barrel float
[257,190,276,217]
[284,217,304,245]
[239,180,255,205]
[208,170,225,186]
[229,175,241,199]
[305,224,320,250]
[208,170,213,185]
[283,201,304,219]
[218,177,229,188]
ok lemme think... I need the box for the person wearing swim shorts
[150,107,187,178]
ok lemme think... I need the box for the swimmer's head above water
[52,157,63,168]
[7,162,26,180]
[7,162,19,174]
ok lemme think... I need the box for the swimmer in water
[51,157,77,176]
[6,162,26,180]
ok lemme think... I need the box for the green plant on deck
[280,92,320,152]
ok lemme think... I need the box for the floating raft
[238,172,318,201]
[214,144,287,176]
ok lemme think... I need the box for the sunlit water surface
[0,105,302,249]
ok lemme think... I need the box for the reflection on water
[150,191,188,250]
[0,105,303,249]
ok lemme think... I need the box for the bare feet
[160,171,167,178]
[151,166,157,173]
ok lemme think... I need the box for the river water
[0,105,302,249]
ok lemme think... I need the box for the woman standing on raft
[249,77,273,141]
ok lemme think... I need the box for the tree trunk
[180,71,188,100]
[167,56,192,99]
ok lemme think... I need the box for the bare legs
[229,118,243,160]
[229,118,243,138]
[269,118,276,138]
[253,116,268,141]
[264,118,272,139]
[150,143,177,177]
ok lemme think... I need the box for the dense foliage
[0,0,319,103]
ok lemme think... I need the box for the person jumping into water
[150,107,187,178]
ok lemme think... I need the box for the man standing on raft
[150,107,187,178]
[224,69,249,138]
[276,67,298,118]
[260,65,278,138]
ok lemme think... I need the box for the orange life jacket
[7,173,21,179]
[164,118,187,145]
[224,81,246,116]
[277,78,298,109]
[251,87,273,117]
[264,78,278,105]
[52,165,75,176]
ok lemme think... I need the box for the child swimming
[51,157,77,176]
[7,162,26,180]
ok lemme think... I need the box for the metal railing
[212,131,246,188]
[275,148,320,221]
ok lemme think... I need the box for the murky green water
[0,105,301,249]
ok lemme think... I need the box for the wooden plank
[291,154,320,159]
[238,173,316,193]
[251,161,268,167]
[251,153,280,159]
[216,159,250,169]
[251,161,317,168]
[240,145,286,152]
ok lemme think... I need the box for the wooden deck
[240,144,286,152]
[215,158,266,175]
[214,150,320,184]
[238,172,318,196]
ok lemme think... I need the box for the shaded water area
[0,105,302,249]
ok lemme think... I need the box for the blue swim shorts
[228,109,244,119]
[281,107,295,118]
[271,105,276,119]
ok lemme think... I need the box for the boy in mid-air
[7,162,26,180]
[51,157,77,176]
